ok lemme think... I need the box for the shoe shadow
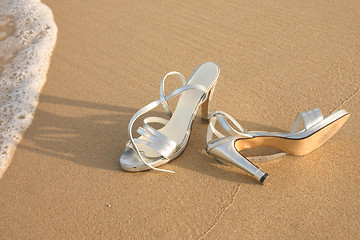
[18,94,138,171]
[19,94,285,184]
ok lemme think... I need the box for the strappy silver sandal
[206,108,349,183]
[120,62,220,173]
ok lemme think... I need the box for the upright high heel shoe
[120,62,220,173]
[206,108,349,183]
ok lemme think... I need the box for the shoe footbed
[234,114,349,156]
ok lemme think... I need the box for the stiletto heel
[120,62,220,172]
[206,136,269,183]
[206,109,349,183]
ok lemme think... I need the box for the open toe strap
[133,117,177,158]
[127,80,208,173]
[252,108,324,161]
[290,108,324,133]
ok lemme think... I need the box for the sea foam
[0,0,57,178]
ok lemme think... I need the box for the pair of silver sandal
[119,62,349,183]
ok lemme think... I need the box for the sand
[1,0,359,239]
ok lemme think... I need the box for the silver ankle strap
[207,111,251,144]
[207,111,285,162]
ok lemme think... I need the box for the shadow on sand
[20,94,286,184]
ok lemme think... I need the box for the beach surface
[1,0,359,239]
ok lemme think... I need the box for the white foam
[0,0,57,178]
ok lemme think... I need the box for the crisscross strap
[135,117,177,158]
[128,82,208,173]
[290,108,324,133]
[159,71,187,117]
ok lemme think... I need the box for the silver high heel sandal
[206,108,349,183]
[120,62,220,173]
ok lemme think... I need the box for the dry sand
[1,0,359,239]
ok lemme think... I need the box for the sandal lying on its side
[206,108,349,183]
[120,62,220,173]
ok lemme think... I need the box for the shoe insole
[235,113,349,156]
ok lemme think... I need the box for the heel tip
[260,173,269,184]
